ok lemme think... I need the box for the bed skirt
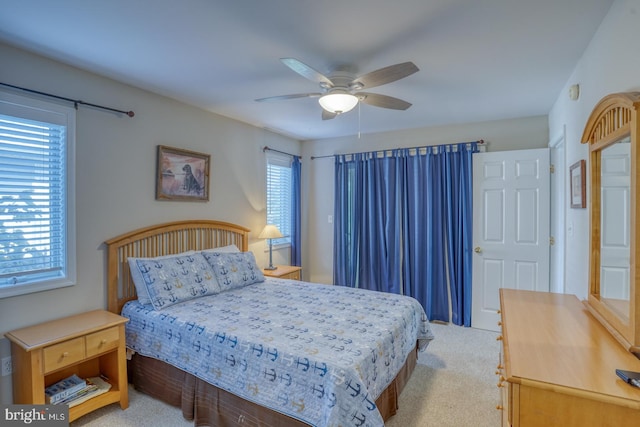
[129,346,418,426]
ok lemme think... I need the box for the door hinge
[550,236,555,246]
[550,164,555,173]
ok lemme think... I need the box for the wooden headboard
[105,220,250,314]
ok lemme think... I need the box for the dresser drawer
[287,270,301,280]
[86,326,120,357]
[43,337,85,373]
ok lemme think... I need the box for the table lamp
[259,224,283,270]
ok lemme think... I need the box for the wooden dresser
[498,289,640,426]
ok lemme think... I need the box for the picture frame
[570,159,586,208]
[156,145,210,201]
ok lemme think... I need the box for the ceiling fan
[255,58,419,120]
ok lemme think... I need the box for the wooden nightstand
[262,265,302,280]
[5,310,129,422]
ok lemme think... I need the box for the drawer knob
[496,405,504,411]
[100,339,108,345]
[62,351,69,358]
[496,335,503,341]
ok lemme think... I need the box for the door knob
[474,247,482,254]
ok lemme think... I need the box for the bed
[105,220,433,426]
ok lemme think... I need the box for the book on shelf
[45,374,86,404]
[45,375,112,406]
[58,376,112,407]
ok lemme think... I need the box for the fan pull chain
[358,102,361,139]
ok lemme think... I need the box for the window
[0,91,76,298]
[266,152,292,246]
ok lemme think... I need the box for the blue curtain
[334,142,478,325]
[291,155,302,266]
[333,153,402,294]
[402,147,448,322]
[333,156,358,287]
[443,143,476,326]
[357,152,402,294]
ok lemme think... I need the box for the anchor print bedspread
[122,278,434,427]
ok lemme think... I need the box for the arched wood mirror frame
[582,92,640,355]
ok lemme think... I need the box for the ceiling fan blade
[322,109,337,120]
[358,92,412,110]
[281,58,334,87]
[353,62,419,89]
[255,93,322,102]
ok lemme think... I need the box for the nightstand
[262,265,302,280]
[5,310,129,422]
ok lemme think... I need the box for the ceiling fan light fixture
[318,92,359,114]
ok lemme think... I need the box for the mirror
[582,92,640,355]
[599,136,631,322]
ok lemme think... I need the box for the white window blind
[0,91,76,298]
[266,153,292,246]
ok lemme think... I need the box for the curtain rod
[310,139,485,160]
[0,82,135,118]
[263,146,298,158]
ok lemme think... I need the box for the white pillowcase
[200,244,240,254]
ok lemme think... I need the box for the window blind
[266,154,292,245]
[0,114,67,285]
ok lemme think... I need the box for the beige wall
[0,42,300,403]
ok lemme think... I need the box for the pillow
[128,251,196,305]
[130,252,221,310]
[202,251,265,292]
[200,244,240,254]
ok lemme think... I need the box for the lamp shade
[318,92,358,114]
[258,224,283,239]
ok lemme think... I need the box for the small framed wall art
[570,159,586,208]
[156,145,210,201]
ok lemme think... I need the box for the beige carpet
[386,323,501,427]
[71,323,501,427]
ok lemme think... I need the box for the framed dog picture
[156,145,210,201]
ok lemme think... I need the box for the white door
[472,148,550,331]
[549,131,566,294]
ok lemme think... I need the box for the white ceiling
[0,0,614,141]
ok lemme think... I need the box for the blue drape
[333,142,478,325]
[333,153,402,294]
[443,143,476,326]
[402,147,447,322]
[357,152,402,294]
[333,156,357,287]
[291,156,302,267]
